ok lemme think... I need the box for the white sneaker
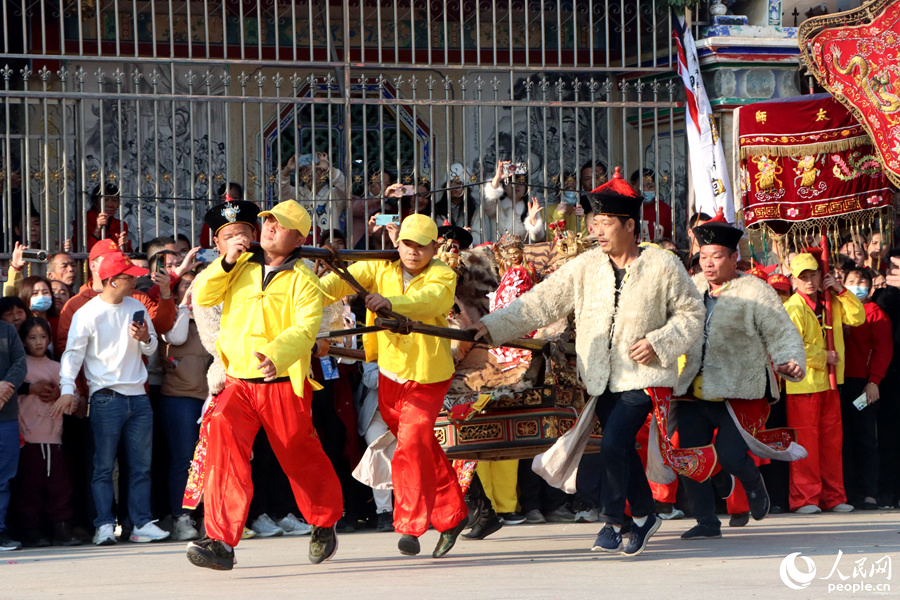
[93,524,117,546]
[574,508,600,523]
[828,503,855,513]
[250,514,285,538]
[173,514,200,541]
[795,504,822,514]
[130,520,171,543]
[277,513,312,536]
[659,509,685,521]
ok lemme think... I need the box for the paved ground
[2,510,898,600]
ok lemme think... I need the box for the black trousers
[677,400,762,528]
[840,378,879,503]
[594,389,655,525]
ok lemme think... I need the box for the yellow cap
[398,213,439,246]
[790,253,820,278]
[259,200,312,237]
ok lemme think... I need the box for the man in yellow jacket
[785,252,865,515]
[319,214,467,559]
[186,200,342,571]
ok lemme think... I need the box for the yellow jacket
[319,259,456,384]
[193,248,323,396]
[784,289,865,394]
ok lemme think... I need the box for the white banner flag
[673,15,735,223]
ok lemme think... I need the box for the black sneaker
[0,531,22,552]
[462,513,503,540]
[336,516,357,534]
[747,480,770,521]
[376,512,394,533]
[52,522,83,547]
[432,519,467,558]
[22,529,51,548]
[680,524,722,540]
[623,513,661,557]
[591,524,623,552]
[186,537,235,571]
[498,512,526,525]
[729,512,750,527]
[398,534,420,556]
[308,525,338,564]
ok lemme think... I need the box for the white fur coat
[481,245,704,395]
[675,272,806,399]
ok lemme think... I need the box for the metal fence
[0,0,686,255]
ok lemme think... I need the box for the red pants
[204,378,343,547]
[786,390,846,511]
[379,375,467,536]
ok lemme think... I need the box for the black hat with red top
[586,166,642,224]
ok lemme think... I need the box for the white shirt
[60,295,158,397]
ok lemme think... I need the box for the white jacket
[481,182,545,242]
[675,272,806,399]
[481,245,704,395]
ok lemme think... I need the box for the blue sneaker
[591,524,623,552]
[623,513,661,557]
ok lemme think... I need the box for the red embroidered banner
[737,94,893,231]
[800,0,900,188]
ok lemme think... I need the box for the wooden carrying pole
[819,235,838,390]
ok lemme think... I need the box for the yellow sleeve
[261,269,324,375]
[319,260,380,304]
[787,303,827,372]
[835,289,866,328]
[388,266,456,321]
[3,268,22,297]
[193,254,251,307]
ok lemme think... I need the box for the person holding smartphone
[57,252,168,546]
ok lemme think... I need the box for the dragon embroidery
[831,151,883,181]
[832,47,900,115]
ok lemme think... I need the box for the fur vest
[192,301,226,396]
[481,245,704,395]
[675,273,807,399]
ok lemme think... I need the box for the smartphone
[400,185,416,196]
[155,253,167,273]
[296,153,319,167]
[196,248,220,263]
[375,214,401,226]
[132,310,145,326]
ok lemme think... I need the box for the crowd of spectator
[0,166,897,553]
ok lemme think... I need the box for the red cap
[588,166,640,197]
[89,239,120,262]
[746,263,769,280]
[767,273,792,293]
[97,252,148,281]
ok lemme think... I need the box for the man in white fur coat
[472,167,704,557]
[675,212,806,540]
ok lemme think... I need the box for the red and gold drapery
[800,0,900,188]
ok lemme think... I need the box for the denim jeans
[89,391,154,529]
[0,419,20,532]
[594,389,655,525]
[159,395,202,517]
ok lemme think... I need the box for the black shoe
[462,514,503,540]
[0,532,22,551]
[52,522,83,547]
[376,512,395,533]
[186,537,235,571]
[769,505,785,515]
[681,524,722,540]
[623,513,661,557]
[432,519,467,558]
[862,501,879,510]
[498,512,526,525]
[308,526,338,564]
[22,529,51,548]
[335,516,357,534]
[729,512,750,528]
[398,534,421,555]
[591,523,623,552]
[712,471,735,499]
[747,480,770,521]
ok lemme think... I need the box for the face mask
[30,295,53,313]
[847,285,869,300]
[562,191,579,204]
[642,191,656,203]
